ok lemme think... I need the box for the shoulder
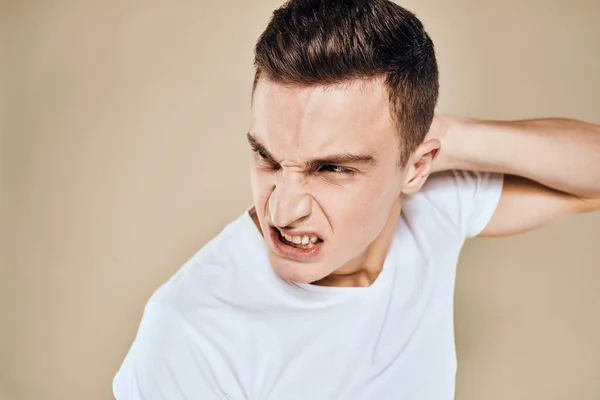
[418,170,503,197]
[113,212,257,399]
[403,170,504,239]
[146,211,259,314]
[113,298,238,399]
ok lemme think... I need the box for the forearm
[435,115,600,199]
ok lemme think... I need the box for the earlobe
[401,151,437,195]
[399,138,440,195]
[400,161,431,195]
[401,172,429,195]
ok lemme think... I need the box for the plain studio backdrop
[2,0,600,399]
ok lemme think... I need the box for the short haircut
[253,0,439,166]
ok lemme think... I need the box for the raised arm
[430,115,600,237]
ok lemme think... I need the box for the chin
[270,257,330,284]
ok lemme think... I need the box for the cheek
[321,177,399,239]
[250,168,273,207]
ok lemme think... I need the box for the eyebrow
[246,133,376,168]
[247,133,277,161]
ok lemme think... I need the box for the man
[113,0,600,399]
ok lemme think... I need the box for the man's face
[249,77,418,284]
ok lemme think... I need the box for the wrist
[431,114,473,172]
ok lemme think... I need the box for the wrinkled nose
[268,171,311,228]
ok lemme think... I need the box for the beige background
[2,0,600,399]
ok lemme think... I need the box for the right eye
[253,149,280,170]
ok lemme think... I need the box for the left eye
[321,165,350,174]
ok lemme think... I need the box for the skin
[248,76,440,287]
[429,115,600,236]
[247,76,600,288]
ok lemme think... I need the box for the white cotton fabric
[114,170,503,400]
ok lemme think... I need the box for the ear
[401,138,441,195]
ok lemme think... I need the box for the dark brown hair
[253,0,439,166]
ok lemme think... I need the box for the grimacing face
[249,77,438,285]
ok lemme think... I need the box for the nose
[268,170,311,228]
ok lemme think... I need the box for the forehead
[250,78,398,159]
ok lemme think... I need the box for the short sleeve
[113,301,233,400]
[417,170,504,239]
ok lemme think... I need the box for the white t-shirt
[113,170,503,400]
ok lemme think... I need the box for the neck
[312,196,403,288]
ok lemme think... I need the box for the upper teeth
[283,233,318,244]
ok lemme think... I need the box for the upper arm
[478,175,600,238]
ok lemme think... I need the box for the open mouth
[276,229,323,249]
